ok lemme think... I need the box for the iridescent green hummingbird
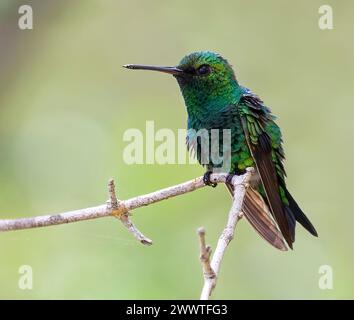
[124,51,317,250]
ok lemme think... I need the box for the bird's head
[124,51,242,115]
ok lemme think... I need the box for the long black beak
[123,64,183,76]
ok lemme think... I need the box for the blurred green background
[0,0,353,299]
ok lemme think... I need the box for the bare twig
[197,227,216,280]
[199,167,253,300]
[107,179,152,246]
[0,172,248,245]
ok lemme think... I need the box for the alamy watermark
[319,5,333,30]
[123,121,232,173]
[16,4,333,31]
[318,264,333,290]
[18,265,33,290]
[18,5,33,30]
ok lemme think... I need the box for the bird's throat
[177,80,243,121]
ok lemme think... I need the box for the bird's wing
[239,92,294,248]
[226,183,287,251]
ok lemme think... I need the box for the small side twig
[107,179,152,246]
[198,167,254,300]
[198,227,216,283]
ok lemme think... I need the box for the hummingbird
[124,51,318,250]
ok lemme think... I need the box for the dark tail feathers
[285,188,318,237]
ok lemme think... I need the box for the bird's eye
[196,64,211,76]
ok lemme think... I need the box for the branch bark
[198,168,253,300]
[0,172,249,238]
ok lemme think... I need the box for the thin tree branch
[0,169,254,299]
[197,227,216,281]
[199,167,254,300]
[0,172,248,246]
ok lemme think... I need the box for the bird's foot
[234,168,247,176]
[226,169,247,186]
[226,173,235,185]
[203,171,217,188]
